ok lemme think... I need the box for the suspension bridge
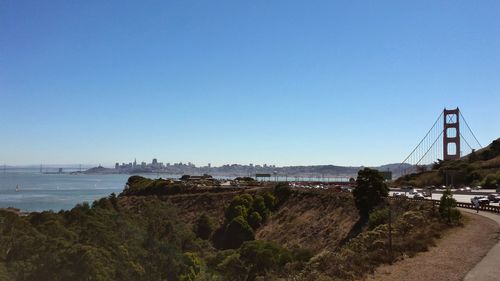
[400,107,482,175]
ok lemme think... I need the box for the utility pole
[387,198,393,264]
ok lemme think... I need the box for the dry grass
[364,212,500,281]
[257,191,358,253]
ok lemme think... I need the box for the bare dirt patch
[364,212,500,281]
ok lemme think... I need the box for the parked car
[464,187,472,192]
[471,196,490,206]
[413,193,425,199]
[487,194,500,203]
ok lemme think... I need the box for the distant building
[115,163,119,169]
[152,158,158,165]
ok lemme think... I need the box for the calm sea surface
[0,172,174,212]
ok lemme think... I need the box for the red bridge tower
[443,108,461,160]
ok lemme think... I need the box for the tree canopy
[353,168,389,217]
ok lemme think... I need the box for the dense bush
[207,240,311,281]
[121,175,185,196]
[215,192,278,249]
[439,188,461,224]
[247,211,263,229]
[368,206,389,229]
[194,213,213,240]
[0,197,204,281]
[273,183,292,205]
[224,216,256,249]
[353,168,389,217]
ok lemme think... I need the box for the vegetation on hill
[0,195,203,281]
[121,175,224,196]
[397,138,500,188]
[297,199,456,281]
[0,174,458,281]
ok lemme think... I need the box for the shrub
[180,252,203,281]
[225,205,248,223]
[224,216,255,249]
[273,183,292,204]
[368,207,389,229]
[239,240,292,279]
[194,214,213,240]
[251,195,270,220]
[247,212,262,229]
[439,188,461,224]
[262,192,277,210]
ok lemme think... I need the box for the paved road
[462,208,500,281]
[389,190,500,206]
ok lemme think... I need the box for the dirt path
[463,208,500,281]
[365,212,500,281]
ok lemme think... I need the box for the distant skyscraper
[152,158,158,165]
[133,158,137,167]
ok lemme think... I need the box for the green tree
[352,168,389,217]
[194,213,213,240]
[262,192,277,210]
[439,188,461,224]
[273,183,292,204]
[225,205,248,222]
[251,195,270,221]
[247,212,262,229]
[239,240,292,280]
[224,216,255,249]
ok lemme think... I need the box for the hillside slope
[396,138,500,188]
[256,190,358,253]
[121,187,359,254]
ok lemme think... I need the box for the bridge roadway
[389,188,500,207]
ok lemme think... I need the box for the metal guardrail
[389,196,500,214]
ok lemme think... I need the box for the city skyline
[1,1,499,166]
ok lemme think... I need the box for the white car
[392,192,405,197]
[471,196,489,206]
[413,193,425,199]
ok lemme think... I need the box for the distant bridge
[1,165,89,174]
[400,107,482,175]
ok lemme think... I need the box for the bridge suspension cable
[459,111,482,148]
[400,109,444,166]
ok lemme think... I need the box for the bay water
[0,172,168,212]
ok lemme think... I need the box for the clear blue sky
[1,0,499,167]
